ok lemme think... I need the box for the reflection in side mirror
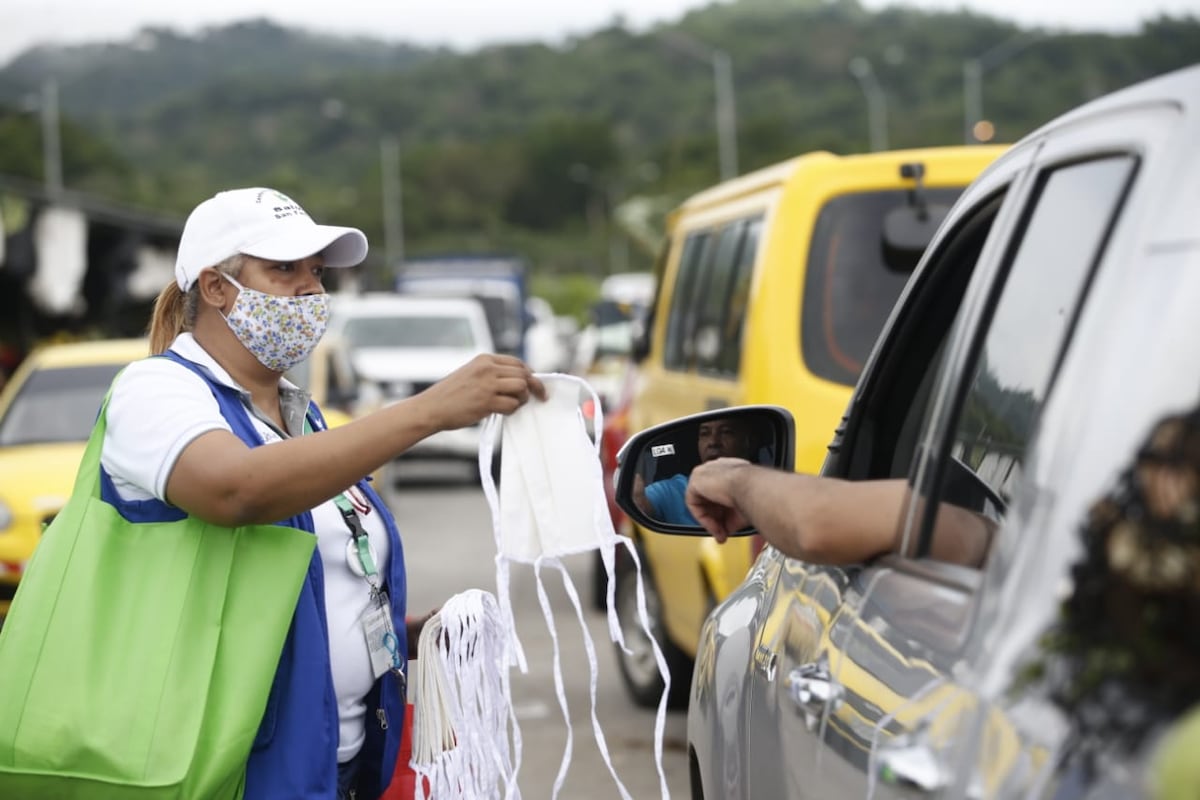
[614,406,796,536]
[882,204,951,273]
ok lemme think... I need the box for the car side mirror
[615,405,796,536]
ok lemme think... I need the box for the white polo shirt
[101,332,390,763]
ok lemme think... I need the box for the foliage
[1,4,1198,312]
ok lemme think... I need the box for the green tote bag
[0,395,317,799]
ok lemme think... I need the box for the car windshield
[0,364,126,446]
[800,187,965,386]
[342,315,478,349]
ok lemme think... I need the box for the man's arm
[632,472,657,517]
[685,459,906,563]
[687,458,995,566]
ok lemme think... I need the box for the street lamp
[848,57,888,152]
[963,31,1044,144]
[658,30,739,182]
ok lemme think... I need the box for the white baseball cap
[174,187,369,290]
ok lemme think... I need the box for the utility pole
[848,57,888,152]
[963,32,1045,144]
[658,30,739,182]
[380,136,404,270]
[37,78,63,196]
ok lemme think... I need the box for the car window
[663,232,710,370]
[838,191,1007,485]
[691,221,744,373]
[0,364,125,445]
[342,315,478,349]
[663,215,762,375]
[916,155,1138,564]
[801,187,966,387]
[712,217,762,376]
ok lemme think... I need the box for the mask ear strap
[540,372,671,797]
[548,557,635,800]
[616,537,674,800]
[480,412,529,673]
[535,372,603,455]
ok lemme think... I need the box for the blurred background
[2,2,1199,795]
[0,0,1197,369]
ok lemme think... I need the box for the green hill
[1,0,1197,290]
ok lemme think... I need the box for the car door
[819,147,1146,799]
[636,209,765,655]
[930,102,1187,800]
[741,149,1036,799]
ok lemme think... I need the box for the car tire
[613,544,693,709]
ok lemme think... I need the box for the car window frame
[697,215,763,379]
[663,213,764,377]
[833,154,1142,667]
[911,153,1141,565]
[663,231,712,371]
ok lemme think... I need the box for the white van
[328,293,494,470]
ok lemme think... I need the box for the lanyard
[335,491,379,581]
[300,414,404,683]
[302,417,379,585]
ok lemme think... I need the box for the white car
[328,293,496,470]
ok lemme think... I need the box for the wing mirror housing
[615,405,795,536]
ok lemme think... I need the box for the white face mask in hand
[479,373,671,800]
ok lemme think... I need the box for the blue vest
[100,351,408,798]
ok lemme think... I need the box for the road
[383,461,691,799]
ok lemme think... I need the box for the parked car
[573,272,655,414]
[328,293,496,474]
[615,64,1200,799]
[523,295,572,374]
[615,143,1005,707]
[0,338,148,617]
[393,254,531,360]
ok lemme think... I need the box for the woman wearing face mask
[101,187,546,800]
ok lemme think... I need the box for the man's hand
[685,457,753,543]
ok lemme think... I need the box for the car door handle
[785,653,843,730]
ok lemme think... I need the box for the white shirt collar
[168,332,313,436]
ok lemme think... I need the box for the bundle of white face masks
[408,374,671,799]
[410,590,520,800]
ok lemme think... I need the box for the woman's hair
[147,255,244,354]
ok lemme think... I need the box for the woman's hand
[415,354,547,432]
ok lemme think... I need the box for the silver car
[616,63,1200,798]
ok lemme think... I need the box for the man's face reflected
[697,417,753,462]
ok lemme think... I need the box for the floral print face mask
[219,273,330,373]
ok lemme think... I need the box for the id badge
[361,591,402,680]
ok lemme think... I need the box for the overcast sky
[3,0,1198,65]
